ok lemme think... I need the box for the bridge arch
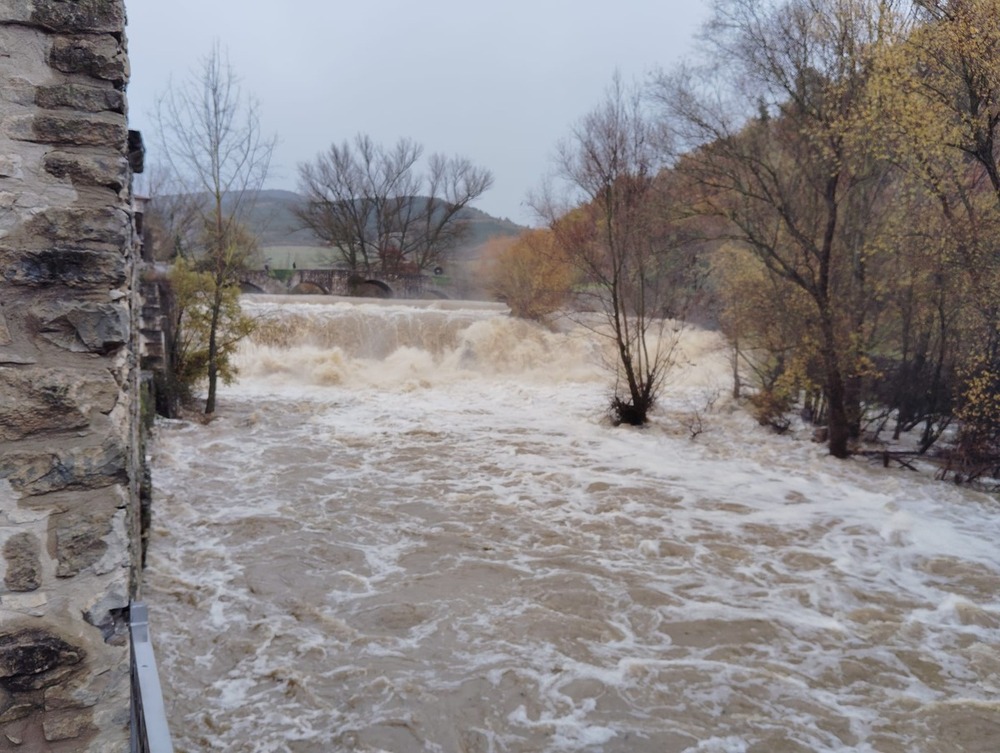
[237,268,422,298]
[290,281,330,295]
[239,270,286,294]
[354,278,393,297]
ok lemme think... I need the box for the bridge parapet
[241,269,429,298]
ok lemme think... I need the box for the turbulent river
[147,295,1000,753]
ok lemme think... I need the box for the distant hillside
[227,189,527,261]
[242,189,321,247]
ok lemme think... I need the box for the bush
[482,230,576,320]
[748,388,794,433]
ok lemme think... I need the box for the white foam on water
[146,297,1000,753]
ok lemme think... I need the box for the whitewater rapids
[146,295,1000,753]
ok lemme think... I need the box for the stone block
[26,205,130,249]
[0,453,59,496]
[51,505,114,578]
[0,629,84,693]
[92,509,128,578]
[0,367,89,439]
[6,112,126,148]
[43,671,103,711]
[35,83,125,114]
[0,592,49,618]
[9,664,75,693]
[0,351,36,366]
[43,150,127,189]
[9,485,108,519]
[0,155,22,180]
[0,1,32,24]
[0,699,35,724]
[31,0,127,34]
[49,35,127,86]
[42,708,94,741]
[82,580,128,643]
[0,439,126,497]
[0,365,119,440]
[2,533,41,592]
[35,301,128,354]
[1,248,126,288]
[0,309,10,346]
[0,73,37,108]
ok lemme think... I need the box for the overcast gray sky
[125,1,711,225]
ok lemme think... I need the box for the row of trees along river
[147,0,1000,484]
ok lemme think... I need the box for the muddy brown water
[146,297,1000,752]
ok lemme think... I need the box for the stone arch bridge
[240,269,434,298]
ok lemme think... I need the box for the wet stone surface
[2,532,41,592]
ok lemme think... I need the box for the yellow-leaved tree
[482,229,576,321]
[868,0,1000,471]
[713,242,818,429]
[656,0,909,457]
[168,253,256,406]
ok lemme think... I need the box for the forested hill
[234,189,526,259]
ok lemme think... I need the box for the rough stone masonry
[0,1,141,750]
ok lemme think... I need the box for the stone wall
[0,2,138,751]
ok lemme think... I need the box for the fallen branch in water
[856,449,920,471]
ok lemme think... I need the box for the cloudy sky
[125,1,711,225]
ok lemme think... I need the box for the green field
[258,245,340,270]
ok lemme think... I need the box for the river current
[146,295,1000,753]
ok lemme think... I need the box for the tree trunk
[826,371,851,459]
[819,310,850,458]
[844,371,862,440]
[731,339,741,400]
[204,283,223,415]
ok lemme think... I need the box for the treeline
[486,0,1000,476]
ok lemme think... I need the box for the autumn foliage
[482,230,576,321]
[639,0,1000,470]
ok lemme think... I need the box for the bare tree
[296,134,493,276]
[139,162,201,262]
[155,41,276,414]
[542,74,695,425]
